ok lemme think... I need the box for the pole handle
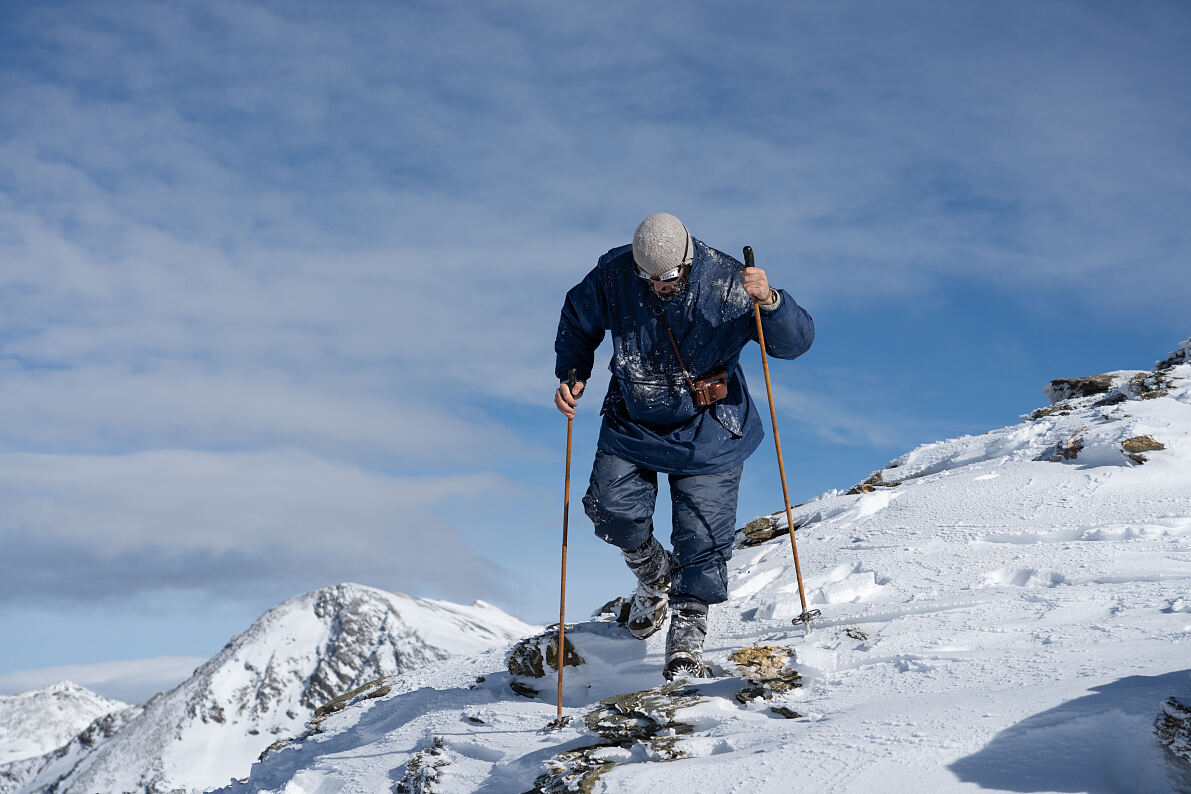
[743,245,755,269]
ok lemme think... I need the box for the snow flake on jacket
[554,239,814,474]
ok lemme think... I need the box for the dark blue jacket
[555,239,814,474]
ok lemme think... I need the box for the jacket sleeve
[752,288,814,360]
[554,265,609,382]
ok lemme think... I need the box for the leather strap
[658,310,699,394]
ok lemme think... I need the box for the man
[553,212,814,679]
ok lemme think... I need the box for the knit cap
[632,213,693,276]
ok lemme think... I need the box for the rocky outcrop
[506,629,584,698]
[1157,697,1191,763]
[1035,428,1087,462]
[846,469,902,496]
[1122,434,1166,464]
[730,645,803,712]
[526,681,704,793]
[1044,374,1118,403]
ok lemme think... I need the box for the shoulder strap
[658,310,698,394]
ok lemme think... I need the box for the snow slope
[5,584,535,794]
[0,682,126,765]
[220,338,1191,793]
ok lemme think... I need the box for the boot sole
[663,651,710,680]
[626,611,668,640]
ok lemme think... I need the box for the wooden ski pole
[745,246,819,635]
[554,369,578,725]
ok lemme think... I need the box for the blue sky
[1,0,1189,688]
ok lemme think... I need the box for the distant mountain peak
[2,584,534,794]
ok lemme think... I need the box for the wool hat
[632,213,693,276]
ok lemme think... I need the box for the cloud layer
[1,0,1188,633]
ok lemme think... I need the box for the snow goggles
[636,263,686,282]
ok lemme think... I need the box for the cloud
[1,0,1189,626]
[0,657,206,704]
[0,449,517,604]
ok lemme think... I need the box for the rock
[1155,337,1191,371]
[1044,374,1116,403]
[312,678,391,723]
[739,514,790,547]
[1122,435,1165,454]
[592,597,629,624]
[1036,429,1086,462]
[526,682,704,793]
[729,645,803,704]
[1157,698,1191,764]
[846,470,901,496]
[396,736,449,793]
[1128,372,1172,400]
[584,681,703,746]
[507,629,584,698]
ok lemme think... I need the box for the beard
[653,275,689,302]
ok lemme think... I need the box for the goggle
[635,231,691,283]
[636,263,686,282]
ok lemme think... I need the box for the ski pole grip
[743,245,755,269]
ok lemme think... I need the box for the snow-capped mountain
[0,683,126,766]
[219,338,1191,793]
[3,584,535,794]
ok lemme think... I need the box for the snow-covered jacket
[554,239,814,474]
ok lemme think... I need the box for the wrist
[759,288,781,311]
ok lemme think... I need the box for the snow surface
[0,682,125,765]
[2,584,535,794]
[219,339,1191,793]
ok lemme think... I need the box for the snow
[2,585,535,794]
[217,339,1191,793]
[0,682,125,765]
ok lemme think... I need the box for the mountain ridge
[1,583,534,794]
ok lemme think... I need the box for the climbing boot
[664,601,710,680]
[622,536,672,640]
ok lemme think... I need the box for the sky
[1,0,1189,697]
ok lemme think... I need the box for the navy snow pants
[582,450,743,606]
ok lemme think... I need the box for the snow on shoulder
[219,339,1191,793]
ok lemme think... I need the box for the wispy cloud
[0,0,1188,637]
[0,657,206,704]
[0,450,515,603]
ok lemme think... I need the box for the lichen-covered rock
[396,736,449,793]
[526,682,704,793]
[1123,434,1166,465]
[584,681,703,747]
[1155,338,1191,371]
[1044,374,1116,403]
[592,597,630,624]
[729,645,803,704]
[1128,372,1172,400]
[1156,697,1191,764]
[506,629,584,698]
[846,470,902,496]
[1123,435,1165,454]
[738,514,791,547]
[1036,429,1086,462]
